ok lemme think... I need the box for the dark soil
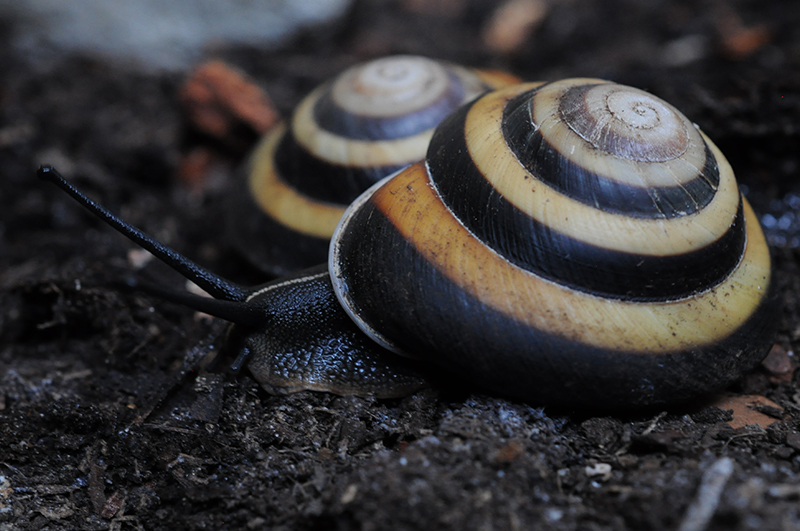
[2,1,800,529]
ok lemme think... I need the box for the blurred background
[0,1,799,530]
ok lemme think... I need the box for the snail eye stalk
[37,165,249,304]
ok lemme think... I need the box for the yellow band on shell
[248,123,346,239]
[372,162,770,353]
[292,86,436,168]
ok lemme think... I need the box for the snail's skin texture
[228,55,518,277]
[229,265,427,398]
[331,79,780,409]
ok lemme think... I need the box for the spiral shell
[330,79,778,408]
[229,55,517,276]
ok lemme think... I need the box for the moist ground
[1,1,800,529]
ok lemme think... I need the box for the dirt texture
[2,0,800,529]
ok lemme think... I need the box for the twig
[641,411,667,435]
[678,457,735,531]
[130,321,226,426]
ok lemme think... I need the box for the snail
[227,54,519,276]
[39,77,779,409]
[331,78,780,407]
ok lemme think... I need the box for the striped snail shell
[330,78,780,408]
[228,55,518,276]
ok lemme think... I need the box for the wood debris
[714,6,771,59]
[710,394,785,429]
[483,0,549,54]
[760,344,795,383]
[179,60,280,139]
[678,457,734,531]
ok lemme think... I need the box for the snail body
[39,167,428,399]
[223,264,426,398]
[39,77,779,409]
[228,55,518,276]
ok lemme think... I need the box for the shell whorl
[558,82,689,163]
[331,79,777,407]
[319,55,480,137]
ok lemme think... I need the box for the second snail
[41,73,780,409]
[227,55,518,276]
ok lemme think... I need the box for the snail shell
[330,79,779,408]
[228,55,518,276]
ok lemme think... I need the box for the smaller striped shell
[330,79,779,408]
[228,55,517,276]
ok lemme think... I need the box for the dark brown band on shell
[274,130,406,205]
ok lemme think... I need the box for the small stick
[678,457,735,531]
